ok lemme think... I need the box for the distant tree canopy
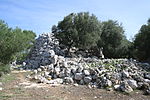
[0,20,36,64]
[134,18,150,61]
[52,12,102,54]
[98,20,131,58]
[52,12,130,58]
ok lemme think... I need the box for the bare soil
[0,70,150,100]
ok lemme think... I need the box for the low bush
[0,64,10,77]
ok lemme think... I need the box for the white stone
[122,71,129,78]
[114,85,120,90]
[54,55,58,65]
[73,83,79,87]
[49,50,55,57]
[63,61,68,68]
[33,70,38,74]
[49,78,63,84]
[144,79,150,84]
[145,74,150,80]
[59,71,65,78]
[120,82,133,93]
[37,68,42,72]
[0,87,3,91]
[54,67,60,75]
[105,79,112,87]
[83,70,90,76]
[127,80,138,89]
[44,71,50,77]
[64,77,74,84]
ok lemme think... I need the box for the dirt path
[0,70,150,100]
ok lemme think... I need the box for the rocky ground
[0,70,150,100]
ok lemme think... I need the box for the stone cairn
[23,33,150,94]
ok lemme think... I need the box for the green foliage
[0,64,10,76]
[0,68,15,81]
[0,20,36,64]
[134,18,150,61]
[116,38,133,58]
[53,13,132,58]
[52,12,102,53]
[97,20,130,58]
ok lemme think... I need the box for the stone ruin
[24,33,64,69]
[23,33,150,94]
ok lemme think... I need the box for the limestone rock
[75,73,83,80]
[49,78,63,84]
[114,85,120,90]
[0,87,3,91]
[120,82,133,93]
[84,76,92,84]
[127,80,138,89]
[122,71,129,78]
[83,70,90,76]
[64,77,74,84]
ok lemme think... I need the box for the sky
[0,0,149,40]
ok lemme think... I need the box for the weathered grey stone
[142,82,150,89]
[71,68,77,74]
[44,71,50,77]
[54,67,60,75]
[83,70,90,76]
[49,50,55,57]
[47,64,54,70]
[145,73,150,80]
[106,87,113,91]
[76,65,83,73]
[122,71,129,78]
[144,79,150,84]
[114,85,120,90]
[64,77,74,84]
[80,79,84,85]
[104,79,112,87]
[63,61,68,68]
[49,78,63,84]
[146,87,150,95]
[37,68,42,72]
[59,71,65,78]
[33,69,38,74]
[92,74,98,80]
[137,82,144,89]
[84,76,92,84]
[73,83,79,87]
[120,82,133,93]
[53,55,58,65]
[38,76,49,83]
[127,80,138,89]
[75,73,83,80]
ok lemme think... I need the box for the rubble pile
[24,33,150,94]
